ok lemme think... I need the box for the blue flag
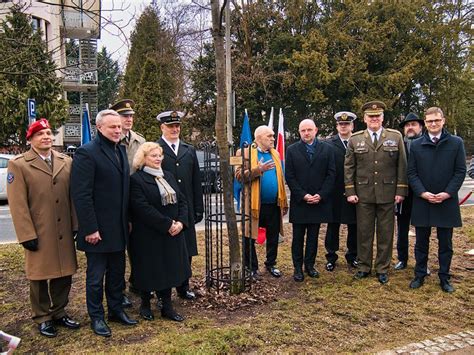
[81,104,92,145]
[234,110,252,211]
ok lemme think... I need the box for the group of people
[6,99,467,340]
[236,102,466,294]
[7,100,203,338]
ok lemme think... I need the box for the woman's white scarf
[143,166,177,205]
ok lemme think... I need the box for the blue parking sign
[27,98,36,124]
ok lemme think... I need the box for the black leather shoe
[122,294,132,308]
[250,270,262,281]
[409,277,424,289]
[440,280,454,293]
[178,290,196,300]
[326,262,335,272]
[266,266,282,278]
[139,307,154,321]
[377,273,389,284]
[162,309,185,322]
[394,261,407,270]
[54,315,80,329]
[38,320,57,337]
[354,271,370,280]
[91,319,111,337]
[349,260,359,268]
[306,268,320,278]
[108,311,138,326]
[293,269,304,282]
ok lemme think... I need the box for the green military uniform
[344,102,408,275]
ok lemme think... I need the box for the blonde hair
[425,107,444,118]
[133,142,163,170]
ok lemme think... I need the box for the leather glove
[194,212,203,224]
[21,239,39,251]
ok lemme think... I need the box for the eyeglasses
[425,119,443,125]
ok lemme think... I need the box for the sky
[98,0,150,68]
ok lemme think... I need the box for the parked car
[0,154,15,201]
[196,150,222,193]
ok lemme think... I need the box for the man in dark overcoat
[324,112,358,272]
[157,110,203,300]
[71,109,137,337]
[286,119,336,282]
[394,113,424,271]
[407,107,466,293]
[7,119,79,337]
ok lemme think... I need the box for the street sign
[27,98,36,124]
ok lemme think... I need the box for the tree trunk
[210,0,243,294]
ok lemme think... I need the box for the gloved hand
[21,239,38,251]
[194,212,203,224]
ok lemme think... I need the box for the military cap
[334,111,357,122]
[362,101,386,116]
[399,112,424,128]
[110,99,135,115]
[26,118,50,140]
[156,111,184,125]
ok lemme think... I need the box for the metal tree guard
[203,141,253,293]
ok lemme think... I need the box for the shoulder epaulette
[352,130,364,136]
[11,154,24,161]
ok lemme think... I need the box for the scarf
[143,166,177,205]
[250,144,288,219]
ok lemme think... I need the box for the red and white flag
[276,108,285,168]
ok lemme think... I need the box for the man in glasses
[407,107,466,293]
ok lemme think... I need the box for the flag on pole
[233,109,252,211]
[276,108,285,170]
[267,107,274,131]
[81,103,92,145]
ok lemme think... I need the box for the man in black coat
[286,119,336,282]
[394,113,424,271]
[157,110,204,300]
[324,112,358,272]
[71,110,137,337]
[407,107,466,293]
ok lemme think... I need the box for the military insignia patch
[7,172,14,184]
[383,140,397,147]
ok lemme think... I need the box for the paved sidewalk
[379,330,474,354]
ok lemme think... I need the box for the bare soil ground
[1,207,473,353]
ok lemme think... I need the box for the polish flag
[276,108,285,169]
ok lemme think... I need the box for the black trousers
[396,200,413,263]
[324,223,357,264]
[243,203,281,271]
[292,223,320,269]
[176,257,192,295]
[142,288,173,312]
[85,251,125,321]
[414,227,453,281]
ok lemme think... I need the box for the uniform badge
[383,140,397,147]
[361,141,365,146]
[7,172,14,184]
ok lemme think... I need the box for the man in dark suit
[72,110,138,337]
[394,113,424,270]
[407,107,466,293]
[324,112,358,272]
[157,110,204,300]
[286,119,336,282]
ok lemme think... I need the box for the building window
[31,17,41,33]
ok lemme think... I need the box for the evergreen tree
[0,4,68,146]
[122,6,184,140]
[97,46,121,110]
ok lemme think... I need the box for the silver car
[0,154,15,201]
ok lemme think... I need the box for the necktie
[373,132,378,146]
[171,143,176,154]
[343,140,348,149]
[44,157,52,171]
[114,146,121,164]
[432,137,439,144]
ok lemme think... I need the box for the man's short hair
[425,107,444,118]
[96,109,120,125]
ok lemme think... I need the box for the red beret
[26,118,50,140]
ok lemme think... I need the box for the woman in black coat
[129,142,191,322]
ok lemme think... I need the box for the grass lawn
[1,207,473,353]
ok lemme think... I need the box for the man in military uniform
[7,119,80,337]
[110,99,146,306]
[157,110,203,300]
[345,101,408,284]
[324,111,358,272]
[394,113,424,270]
